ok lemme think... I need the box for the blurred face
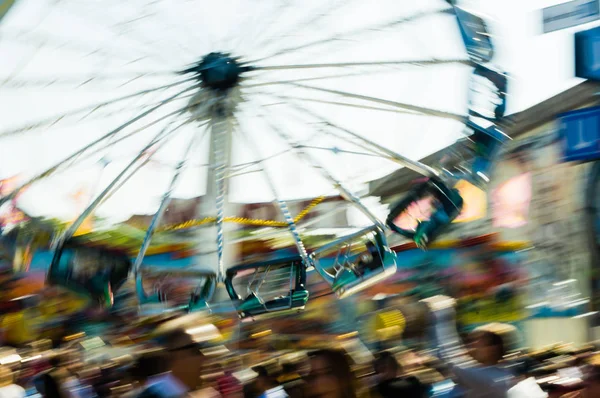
[170,348,203,390]
[373,363,395,383]
[469,334,497,365]
[309,356,338,398]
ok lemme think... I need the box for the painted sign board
[543,0,600,34]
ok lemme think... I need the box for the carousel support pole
[194,104,238,308]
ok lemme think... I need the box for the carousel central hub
[183,52,251,91]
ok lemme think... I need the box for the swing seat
[236,289,309,319]
[310,225,397,298]
[225,256,309,320]
[136,268,216,314]
[387,177,463,248]
[47,239,131,308]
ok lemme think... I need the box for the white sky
[475,0,597,112]
[0,0,597,224]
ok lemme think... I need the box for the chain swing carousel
[0,0,507,324]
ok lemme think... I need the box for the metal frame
[309,225,397,298]
[386,176,463,248]
[47,239,132,308]
[225,256,308,319]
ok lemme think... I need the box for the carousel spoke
[1,71,178,89]
[0,85,195,205]
[252,6,451,63]
[289,83,467,122]
[65,114,208,177]
[94,124,196,209]
[241,72,367,88]
[1,4,56,87]
[76,91,196,124]
[232,0,295,54]
[233,122,311,266]
[0,79,197,138]
[74,92,178,125]
[57,119,187,244]
[230,148,293,174]
[133,123,209,282]
[253,109,384,229]
[60,1,182,66]
[278,98,440,177]
[299,145,392,159]
[61,88,170,171]
[241,67,424,89]
[254,92,418,116]
[257,59,471,71]
[0,31,158,65]
[248,0,349,55]
[140,0,205,58]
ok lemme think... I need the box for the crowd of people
[2,296,600,397]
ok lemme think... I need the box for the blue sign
[453,6,494,63]
[575,25,600,80]
[559,106,600,162]
[543,0,600,34]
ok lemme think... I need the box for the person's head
[252,366,276,392]
[308,349,356,398]
[469,331,505,366]
[373,352,400,382]
[159,329,204,389]
[281,362,298,375]
[34,371,65,398]
[48,355,62,369]
[133,349,171,381]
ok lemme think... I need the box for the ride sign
[542,0,600,34]
[575,25,600,80]
[559,106,600,162]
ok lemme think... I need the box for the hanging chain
[212,116,229,280]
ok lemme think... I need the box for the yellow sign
[458,297,526,325]
[369,310,406,341]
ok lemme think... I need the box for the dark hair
[134,350,170,379]
[480,331,506,362]
[252,365,277,390]
[48,355,62,368]
[281,362,297,374]
[373,351,400,375]
[309,349,356,398]
[34,372,65,398]
[252,366,269,378]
